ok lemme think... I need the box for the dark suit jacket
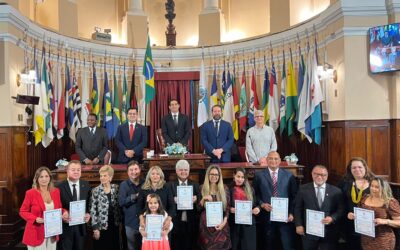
[200,119,234,163]
[167,179,201,224]
[57,180,91,236]
[294,182,344,241]
[75,126,108,163]
[253,167,298,218]
[115,122,148,163]
[161,113,191,146]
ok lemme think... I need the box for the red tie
[129,124,134,140]
[272,172,278,197]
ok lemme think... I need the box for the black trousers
[302,236,337,250]
[230,223,256,250]
[170,219,199,250]
[93,224,120,250]
[59,225,85,250]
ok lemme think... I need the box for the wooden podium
[143,153,211,170]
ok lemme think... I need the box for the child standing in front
[139,194,173,250]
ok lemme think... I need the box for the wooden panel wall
[327,120,392,183]
[391,120,400,183]
[0,127,29,247]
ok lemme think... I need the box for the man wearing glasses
[115,108,148,163]
[294,165,344,250]
[246,110,277,163]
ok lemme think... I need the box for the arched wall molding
[0,0,391,73]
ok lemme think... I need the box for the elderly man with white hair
[246,109,277,163]
[167,160,201,250]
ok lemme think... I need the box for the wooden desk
[143,153,211,170]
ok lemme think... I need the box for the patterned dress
[198,185,231,250]
[360,197,400,250]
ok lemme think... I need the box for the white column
[128,0,145,15]
[202,0,219,14]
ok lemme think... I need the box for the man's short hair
[67,160,81,169]
[169,99,179,106]
[176,159,190,170]
[127,160,141,170]
[254,109,264,116]
[211,104,222,112]
[312,164,328,172]
[88,113,97,120]
[127,107,138,113]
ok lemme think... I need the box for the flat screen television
[369,23,400,73]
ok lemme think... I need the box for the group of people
[75,99,277,165]
[19,152,400,250]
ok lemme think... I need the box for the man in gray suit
[75,113,109,164]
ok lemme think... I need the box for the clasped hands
[125,150,135,158]
[212,148,224,159]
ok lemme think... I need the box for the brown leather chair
[156,128,166,152]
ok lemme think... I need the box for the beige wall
[290,0,329,26]
[35,0,59,31]
[77,0,119,41]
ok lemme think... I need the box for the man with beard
[200,104,234,163]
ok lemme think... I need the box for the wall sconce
[317,63,337,83]
[17,69,37,87]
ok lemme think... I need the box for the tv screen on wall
[369,23,400,73]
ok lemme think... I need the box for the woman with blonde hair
[198,165,231,249]
[90,165,121,250]
[138,166,175,231]
[348,177,400,250]
[20,166,65,250]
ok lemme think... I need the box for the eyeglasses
[313,173,328,177]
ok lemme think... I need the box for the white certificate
[206,201,223,227]
[177,186,193,210]
[306,209,325,238]
[69,200,86,226]
[270,197,289,222]
[354,207,375,238]
[235,200,252,225]
[146,214,163,241]
[44,208,63,238]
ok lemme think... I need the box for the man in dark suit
[253,151,298,250]
[200,104,234,163]
[57,160,91,250]
[294,165,345,250]
[161,99,191,146]
[167,159,201,250]
[75,113,109,164]
[115,108,147,163]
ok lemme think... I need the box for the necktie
[72,184,77,201]
[181,182,187,222]
[173,115,178,127]
[90,128,94,135]
[215,120,219,136]
[317,186,323,208]
[272,172,278,197]
[129,124,134,140]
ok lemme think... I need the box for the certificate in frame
[354,207,375,238]
[235,200,252,225]
[177,186,193,210]
[206,201,223,227]
[69,200,86,226]
[145,214,163,241]
[306,209,325,238]
[270,197,289,222]
[44,208,63,238]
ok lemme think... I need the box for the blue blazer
[115,122,147,163]
[200,119,234,163]
[253,167,298,217]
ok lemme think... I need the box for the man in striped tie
[253,151,298,250]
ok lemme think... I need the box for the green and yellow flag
[143,37,155,104]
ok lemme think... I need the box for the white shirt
[89,127,96,134]
[171,112,179,123]
[178,179,188,186]
[129,122,136,128]
[314,182,326,203]
[268,168,279,182]
[68,179,80,200]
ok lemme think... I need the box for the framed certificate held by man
[235,200,252,225]
[206,201,223,227]
[146,214,163,241]
[69,200,86,226]
[177,185,193,210]
[354,207,375,238]
[306,209,325,238]
[270,197,289,222]
[44,208,63,238]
